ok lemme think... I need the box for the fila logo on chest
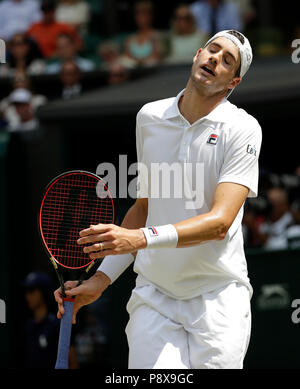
[207,133,219,145]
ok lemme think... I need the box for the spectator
[190,0,242,36]
[2,87,46,131]
[164,4,208,65]
[0,33,45,77]
[46,33,95,74]
[97,40,136,71]
[97,40,122,70]
[12,69,33,89]
[225,0,256,30]
[60,60,83,99]
[286,199,300,249]
[108,62,129,86]
[27,0,82,59]
[21,271,80,368]
[242,197,267,249]
[55,0,90,34]
[22,272,60,368]
[123,0,163,68]
[0,70,47,112]
[258,187,293,250]
[0,0,42,42]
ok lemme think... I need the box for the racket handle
[55,298,74,369]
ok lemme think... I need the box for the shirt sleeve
[218,121,262,198]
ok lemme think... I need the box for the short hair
[227,30,245,44]
[41,0,56,12]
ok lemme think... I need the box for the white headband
[204,30,253,78]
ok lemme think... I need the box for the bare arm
[121,198,148,229]
[78,182,249,256]
[175,182,250,247]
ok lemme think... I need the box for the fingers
[77,234,102,246]
[72,304,80,325]
[64,282,85,297]
[88,249,116,259]
[77,230,112,245]
[82,241,113,254]
[54,281,79,319]
[54,287,64,319]
[64,283,88,324]
[77,225,115,257]
[79,224,111,238]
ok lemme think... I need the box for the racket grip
[55,298,74,369]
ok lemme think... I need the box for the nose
[209,55,218,66]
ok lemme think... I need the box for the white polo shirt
[134,89,262,299]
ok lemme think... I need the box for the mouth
[200,64,215,77]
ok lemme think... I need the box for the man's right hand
[54,271,111,324]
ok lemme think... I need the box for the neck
[33,304,48,323]
[178,78,226,124]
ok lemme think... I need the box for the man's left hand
[77,224,147,258]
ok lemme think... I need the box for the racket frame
[38,170,114,295]
[38,170,115,369]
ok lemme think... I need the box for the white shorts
[125,280,251,369]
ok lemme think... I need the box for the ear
[228,76,242,91]
[193,48,202,63]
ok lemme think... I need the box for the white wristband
[97,253,135,284]
[141,224,178,248]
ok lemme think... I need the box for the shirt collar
[162,88,234,124]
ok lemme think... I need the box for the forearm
[174,211,228,248]
[120,199,148,230]
[140,211,228,250]
[93,269,112,290]
[172,183,249,248]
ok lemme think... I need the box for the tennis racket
[38,170,114,369]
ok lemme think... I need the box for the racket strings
[40,172,114,269]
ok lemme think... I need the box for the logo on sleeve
[148,227,158,237]
[207,133,218,145]
[246,144,257,156]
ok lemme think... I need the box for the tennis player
[55,30,262,369]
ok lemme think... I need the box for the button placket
[179,124,192,162]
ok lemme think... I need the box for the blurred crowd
[243,167,300,250]
[0,0,298,251]
[0,0,266,131]
[0,0,297,131]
